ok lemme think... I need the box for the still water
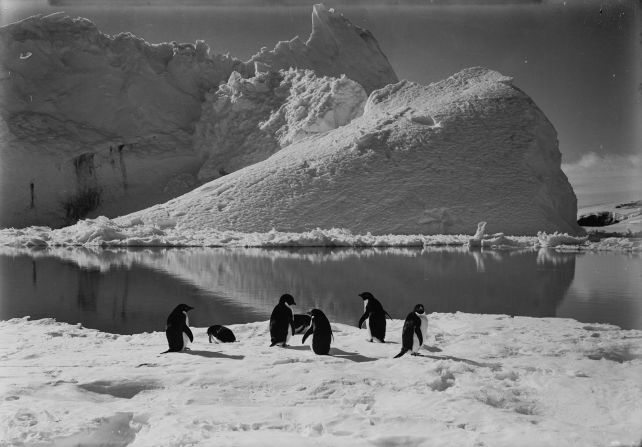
[0,246,640,333]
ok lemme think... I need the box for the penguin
[301,309,333,355]
[207,324,236,343]
[358,292,391,343]
[394,304,429,358]
[293,313,312,334]
[162,304,194,353]
[269,293,296,347]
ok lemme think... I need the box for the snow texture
[1,315,640,446]
[0,5,396,228]
[194,69,366,183]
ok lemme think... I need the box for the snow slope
[0,5,397,228]
[122,68,582,236]
[1,316,640,446]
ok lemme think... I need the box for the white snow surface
[1,315,641,446]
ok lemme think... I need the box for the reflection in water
[0,246,638,333]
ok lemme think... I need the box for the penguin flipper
[414,325,423,347]
[301,326,313,344]
[185,326,194,343]
[358,313,368,329]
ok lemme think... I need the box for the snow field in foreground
[1,314,641,447]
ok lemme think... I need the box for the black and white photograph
[0,0,640,445]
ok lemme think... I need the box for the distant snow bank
[0,217,639,252]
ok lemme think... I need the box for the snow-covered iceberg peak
[249,4,398,94]
[121,67,583,236]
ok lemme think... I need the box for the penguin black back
[163,304,194,353]
[293,313,312,334]
[207,325,236,343]
[395,304,426,358]
[302,308,333,355]
[269,294,296,347]
[358,292,391,343]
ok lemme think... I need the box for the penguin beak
[186,305,194,311]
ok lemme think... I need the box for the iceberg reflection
[0,246,585,334]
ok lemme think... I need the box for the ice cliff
[0,5,396,228]
[1,5,581,236]
[122,68,581,236]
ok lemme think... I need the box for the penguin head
[279,294,296,306]
[358,292,374,301]
[307,308,326,320]
[175,304,194,312]
[414,304,425,315]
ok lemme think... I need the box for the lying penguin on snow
[207,324,236,343]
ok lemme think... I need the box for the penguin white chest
[363,300,370,332]
[182,312,191,350]
[285,304,293,344]
[411,314,429,353]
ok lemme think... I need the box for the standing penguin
[394,304,429,358]
[269,293,296,347]
[358,292,391,343]
[301,309,333,355]
[162,304,194,353]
